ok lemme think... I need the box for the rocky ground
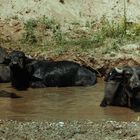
[0,120,140,140]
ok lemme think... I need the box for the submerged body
[9,51,97,89]
[100,66,140,110]
[28,60,97,87]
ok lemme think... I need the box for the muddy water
[0,79,140,121]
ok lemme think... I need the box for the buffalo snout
[10,57,24,69]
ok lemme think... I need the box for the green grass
[21,19,38,44]
[20,16,140,56]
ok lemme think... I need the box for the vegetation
[19,16,140,56]
[21,19,38,44]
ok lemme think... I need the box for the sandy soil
[0,0,140,22]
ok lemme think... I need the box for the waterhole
[0,79,140,121]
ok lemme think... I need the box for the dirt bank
[0,18,140,77]
[0,1,140,76]
[0,120,140,140]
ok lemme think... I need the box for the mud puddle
[0,80,140,121]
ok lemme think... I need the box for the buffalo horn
[115,67,123,73]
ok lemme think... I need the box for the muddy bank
[0,120,140,140]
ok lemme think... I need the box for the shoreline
[0,120,140,140]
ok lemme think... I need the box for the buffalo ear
[4,52,14,65]
[26,63,34,74]
[3,56,11,65]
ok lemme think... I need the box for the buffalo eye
[125,71,132,78]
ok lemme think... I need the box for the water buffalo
[100,66,140,109]
[9,51,97,89]
[0,47,11,83]
[0,47,8,64]
[0,64,11,83]
[8,51,30,90]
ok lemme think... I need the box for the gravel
[0,120,140,140]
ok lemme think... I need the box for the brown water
[0,79,140,121]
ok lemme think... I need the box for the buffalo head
[8,51,30,90]
[123,66,140,108]
[101,66,140,109]
[8,51,27,69]
[100,67,124,107]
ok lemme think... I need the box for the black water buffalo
[0,47,8,64]
[0,47,11,83]
[9,51,97,89]
[100,66,140,109]
[0,64,11,82]
[8,51,30,89]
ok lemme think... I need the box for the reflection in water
[0,80,140,121]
